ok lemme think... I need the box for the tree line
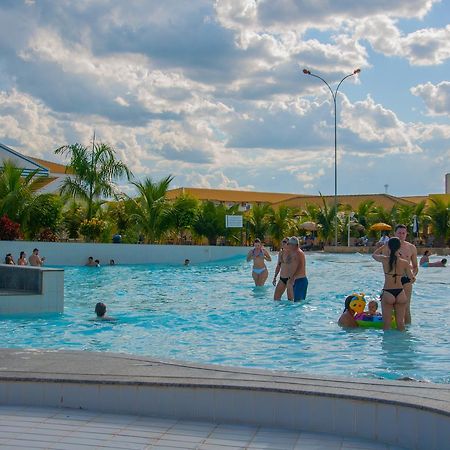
[0,141,449,247]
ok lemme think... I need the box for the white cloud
[354,18,450,66]
[215,0,437,32]
[411,81,450,115]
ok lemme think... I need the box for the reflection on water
[0,253,449,383]
[379,330,419,378]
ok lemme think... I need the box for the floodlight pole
[302,68,361,247]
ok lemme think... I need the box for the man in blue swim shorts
[286,236,308,302]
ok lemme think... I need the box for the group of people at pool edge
[248,224,438,331]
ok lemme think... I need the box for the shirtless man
[29,248,45,266]
[246,238,271,286]
[286,236,308,302]
[381,224,418,324]
[272,238,292,300]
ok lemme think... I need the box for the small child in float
[366,300,382,317]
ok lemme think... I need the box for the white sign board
[225,215,243,228]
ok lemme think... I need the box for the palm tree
[266,205,295,249]
[130,175,174,243]
[55,141,131,220]
[167,194,199,243]
[427,196,450,246]
[315,195,339,245]
[246,203,271,242]
[0,160,43,226]
[354,200,376,230]
[394,201,429,240]
[192,201,226,245]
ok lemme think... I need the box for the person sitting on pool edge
[338,295,359,328]
[94,302,115,321]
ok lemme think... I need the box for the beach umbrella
[298,221,317,231]
[370,222,392,231]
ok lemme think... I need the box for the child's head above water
[368,300,378,315]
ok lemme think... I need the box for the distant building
[0,142,71,193]
[167,187,417,210]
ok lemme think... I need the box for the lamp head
[354,68,361,74]
[303,69,311,75]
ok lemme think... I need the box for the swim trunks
[293,277,308,302]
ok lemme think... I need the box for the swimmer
[338,295,359,328]
[246,238,271,286]
[29,248,45,266]
[427,258,447,268]
[184,259,190,266]
[373,237,415,331]
[93,302,115,321]
[86,256,97,266]
[5,253,15,265]
[273,238,291,300]
[95,259,100,267]
[17,251,28,266]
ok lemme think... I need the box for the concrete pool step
[0,349,448,450]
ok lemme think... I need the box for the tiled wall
[0,265,42,292]
[0,380,448,450]
[0,266,64,314]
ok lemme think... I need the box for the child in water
[366,300,382,317]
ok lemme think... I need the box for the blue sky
[0,0,449,197]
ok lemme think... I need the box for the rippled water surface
[1,253,449,383]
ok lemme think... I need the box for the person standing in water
[247,238,271,286]
[381,224,418,324]
[272,238,292,300]
[286,236,308,302]
[373,237,415,331]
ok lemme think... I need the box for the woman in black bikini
[272,238,292,300]
[372,237,415,331]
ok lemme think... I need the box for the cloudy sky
[1,0,449,197]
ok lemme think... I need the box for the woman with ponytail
[372,237,415,331]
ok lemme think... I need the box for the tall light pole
[302,68,361,247]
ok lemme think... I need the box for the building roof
[166,187,300,204]
[271,193,416,210]
[28,156,72,175]
[0,143,49,176]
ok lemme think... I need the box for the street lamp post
[302,68,361,247]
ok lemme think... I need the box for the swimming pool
[1,253,449,383]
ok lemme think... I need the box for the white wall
[0,241,249,266]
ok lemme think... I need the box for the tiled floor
[0,406,408,450]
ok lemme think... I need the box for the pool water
[1,253,449,383]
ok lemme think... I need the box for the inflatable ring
[356,314,397,329]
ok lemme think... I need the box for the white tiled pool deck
[0,350,448,450]
[0,405,407,450]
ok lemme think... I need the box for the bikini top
[253,249,264,258]
[384,263,401,282]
